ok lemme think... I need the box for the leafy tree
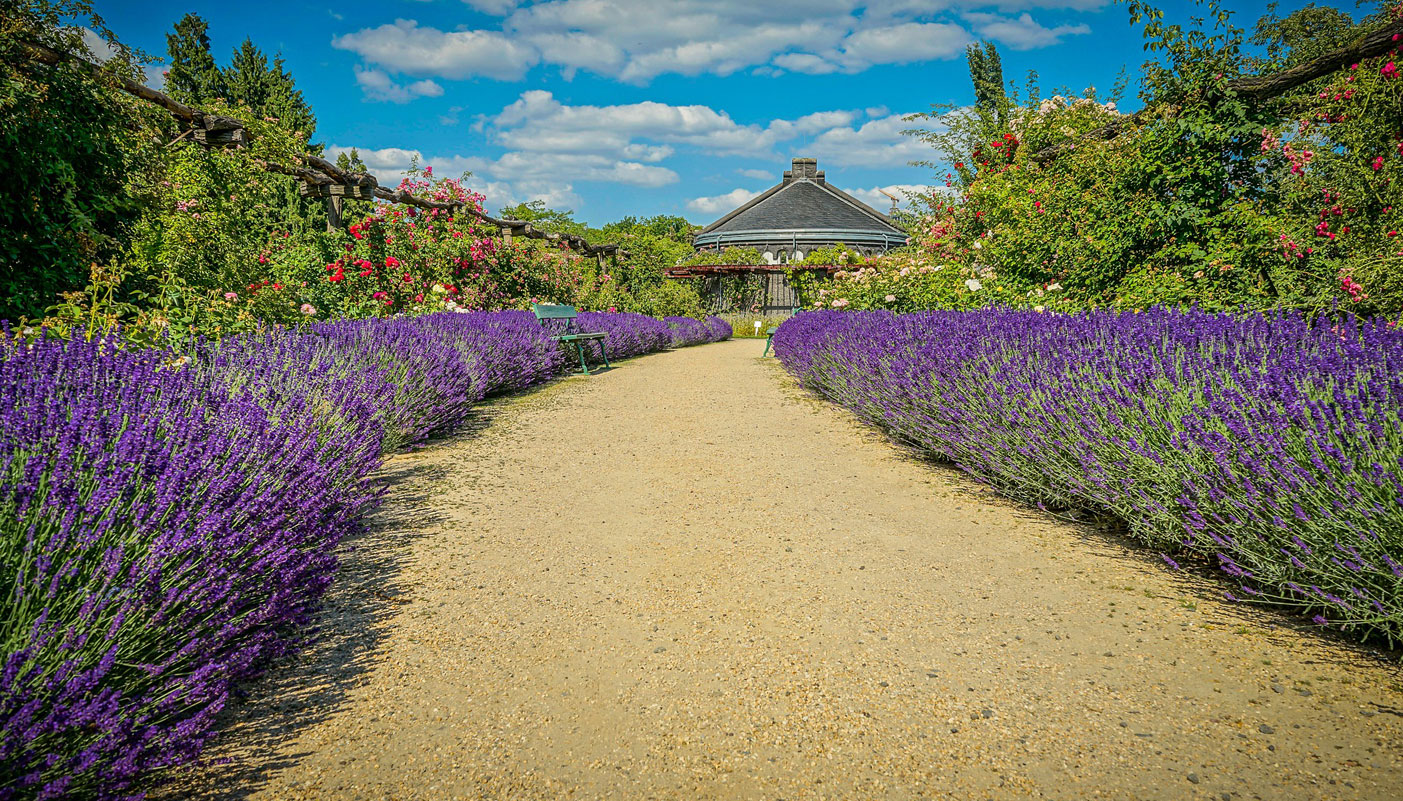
[223,39,316,142]
[165,13,224,104]
[334,147,367,174]
[905,40,1024,184]
[498,200,590,238]
[0,0,151,322]
[334,147,375,220]
[1250,2,1379,69]
[965,41,1007,123]
[887,0,1403,316]
[599,214,696,243]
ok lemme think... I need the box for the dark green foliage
[1251,2,1380,69]
[965,40,1007,122]
[598,214,696,243]
[900,0,1403,316]
[0,1,148,322]
[164,13,224,105]
[334,146,375,219]
[499,200,590,238]
[223,40,314,139]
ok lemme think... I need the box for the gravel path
[186,338,1403,800]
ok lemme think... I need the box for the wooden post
[502,226,512,242]
[326,196,343,232]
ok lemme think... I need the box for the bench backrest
[533,303,580,335]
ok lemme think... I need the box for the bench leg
[574,341,591,375]
[763,333,774,357]
[597,338,612,370]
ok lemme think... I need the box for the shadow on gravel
[153,398,516,800]
[769,360,1402,669]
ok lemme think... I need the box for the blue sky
[95,0,1307,226]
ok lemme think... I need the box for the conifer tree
[965,41,1007,125]
[164,13,224,104]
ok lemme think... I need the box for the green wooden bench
[533,303,612,375]
[762,308,801,357]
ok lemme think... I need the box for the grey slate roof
[697,158,902,237]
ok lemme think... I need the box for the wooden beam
[1234,19,1403,100]
[18,38,629,258]
[326,196,343,232]
[18,40,199,122]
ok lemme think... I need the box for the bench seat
[532,303,612,374]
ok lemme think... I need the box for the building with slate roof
[673,158,906,313]
[692,157,906,263]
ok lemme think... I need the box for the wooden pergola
[663,264,841,279]
[18,39,627,258]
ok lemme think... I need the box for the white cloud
[847,184,935,211]
[143,64,167,90]
[464,0,521,13]
[333,19,538,80]
[965,12,1091,50]
[836,22,973,68]
[688,188,762,216]
[334,145,425,174]
[330,141,675,215]
[329,89,944,218]
[80,27,119,62]
[408,79,444,97]
[486,91,901,165]
[353,67,444,103]
[490,90,774,158]
[772,53,839,75]
[333,1,1093,84]
[807,113,929,167]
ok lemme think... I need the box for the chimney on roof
[791,157,818,181]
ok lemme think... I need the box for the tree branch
[17,39,627,257]
[1028,19,1403,164]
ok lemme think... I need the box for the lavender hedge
[773,308,1403,644]
[664,315,732,348]
[0,310,720,799]
[577,311,671,358]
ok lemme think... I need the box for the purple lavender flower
[772,307,1403,645]
[1,309,702,798]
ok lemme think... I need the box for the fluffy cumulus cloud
[687,188,762,216]
[807,113,930,167]
[334,92,942,214]
[332,19,538,80]
[847,183,935,211]
[783,21,973,74]
[487,91,920,166]
[353,67,444,103]
[964,12,1091,50]
[332,1,1096,84]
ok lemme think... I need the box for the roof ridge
[697,180,795,235]
[698,179,902,238]
[811,180,899,227]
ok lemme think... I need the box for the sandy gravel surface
[182,338,1403,801]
